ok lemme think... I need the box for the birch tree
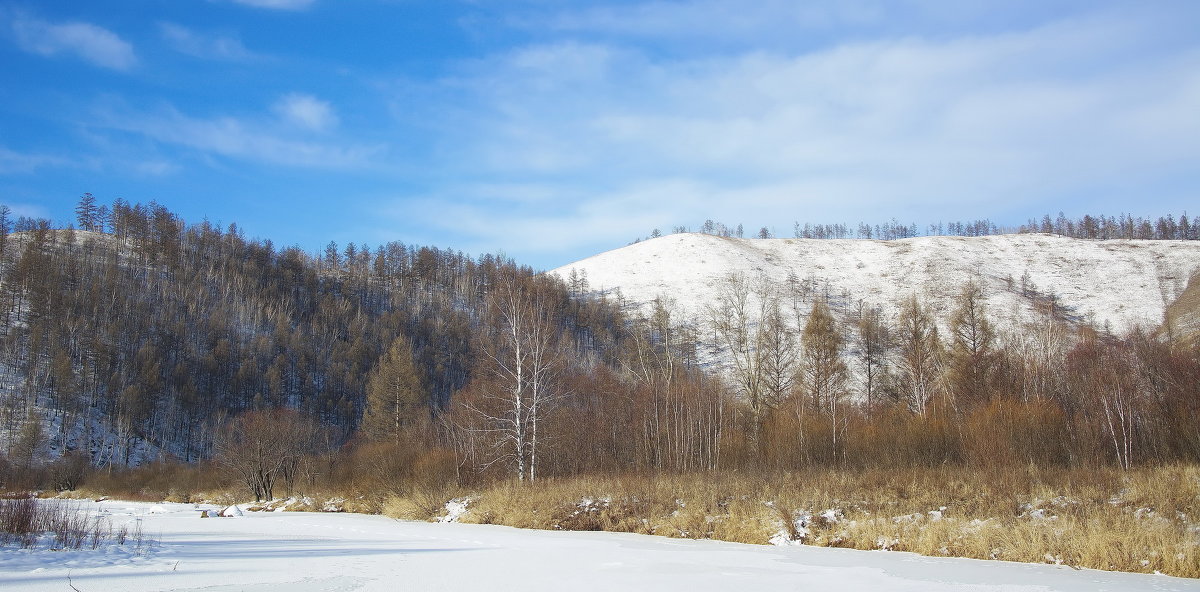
[463,273,563,481]
[707,273,790,445]
[892,295,943,415]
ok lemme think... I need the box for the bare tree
[855,303,891,410]
[214,409,325,501]
[892,295,943,415]
[461,273,563,481]
[798,298,848,456]
[707,273,788,445]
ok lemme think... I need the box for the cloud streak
[10,14,136,70]
[0,146,67,174]
[227,0,315,10]
[159,23,259,61]
[98,103,379,169]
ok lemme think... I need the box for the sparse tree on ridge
[75,193,98,232]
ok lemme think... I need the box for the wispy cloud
[1,201,50,219]
[159,22,259,61]
[0,146,67,174]
[227,0,315,10]
[273,93,338,132]
[528,0,886,42]
[98,103,379,169]
[385,8,1200,264]
[10,14,136,70]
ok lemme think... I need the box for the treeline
[697,276,1200,472]
[636,211,1197,243]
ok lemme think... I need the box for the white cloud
[273,93,339,132]
[389,9,1200,266]
[11,15,136,70]
[228,0,315,10]
[159,23,258,61]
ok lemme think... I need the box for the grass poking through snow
[380,466,1200,577]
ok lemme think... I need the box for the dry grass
[0,496,148,551]
[381,465,1200,577]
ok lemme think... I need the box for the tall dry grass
[0,496,146,551]
[381,465,1200,577]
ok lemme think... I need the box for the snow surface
[1,500,1196,592]
[550,233,1200,372]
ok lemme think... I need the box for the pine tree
[362,336,426,441]
[800,298,847,414]
[948,280,996,406]
[75,193,98,231]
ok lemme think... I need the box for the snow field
[2,499,1198,591]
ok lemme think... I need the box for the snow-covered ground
[553,233,1200,334]
[550,233,1200,373]
[1,500,1196,591]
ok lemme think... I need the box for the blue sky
[1,0,1197,270]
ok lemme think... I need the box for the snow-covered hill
[551,233,1200,369]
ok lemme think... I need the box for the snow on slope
[551,233,1200,368]
[2,499,1196,592]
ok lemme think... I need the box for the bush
[0,497,148,551]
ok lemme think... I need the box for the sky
[1,0,1197,270]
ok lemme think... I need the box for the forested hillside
[2,198,1200,496]
[0,198,626,469]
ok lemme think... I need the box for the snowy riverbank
[1,499,1197,591]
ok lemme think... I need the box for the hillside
[0,213,625,470]
[551,233,1200,368]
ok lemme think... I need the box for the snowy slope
[550,233,1200,368]
[2,499,1196,592]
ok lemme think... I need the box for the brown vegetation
[376,466,1200,578]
